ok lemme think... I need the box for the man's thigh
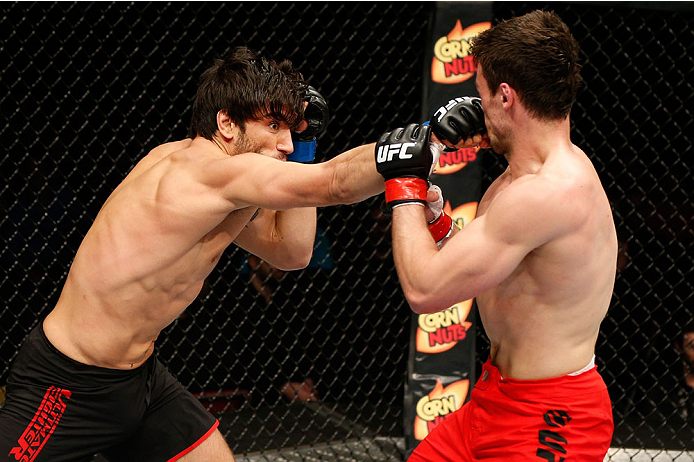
[101,359,219,462]
[178,429,235,462]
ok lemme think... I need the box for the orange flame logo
[416,301,472,354]
[414,379,469,440]
[448,201,478,229]
[431,21,491,84]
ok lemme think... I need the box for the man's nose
[277,129,293,156]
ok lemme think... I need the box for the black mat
[219,401,396,455]
[613,416,694,451]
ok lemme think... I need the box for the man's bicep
[439,216,530,293]
[234,207,317,270]
[452,185,565,285]
[218,155,334,210]
[399,216,528,313]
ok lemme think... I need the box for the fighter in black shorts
[1,324,217,461]
[0,46,387,460]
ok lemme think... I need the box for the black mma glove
[288,85,329,162]
[430,96,486,145]
[375,123,434,210]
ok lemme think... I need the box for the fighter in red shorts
[409,358,612,461]
[375,10,616,461]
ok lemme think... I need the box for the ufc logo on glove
[433,97,468,123]
[376,143,417,163]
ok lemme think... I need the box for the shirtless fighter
[376,11,617,461]
[0,47,386,461]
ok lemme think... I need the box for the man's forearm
[273,207,317,269]
[242,207,317,271]
[327,142,384,204]
[391,204,442,313]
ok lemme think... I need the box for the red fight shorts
[409,358,614,462]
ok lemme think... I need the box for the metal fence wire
[1,2,692,461]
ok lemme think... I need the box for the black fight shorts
[0,323,218,462]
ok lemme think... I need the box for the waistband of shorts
[476,357,607,399]
[32,321,152,378]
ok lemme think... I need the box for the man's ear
[499,83,515,109]
[217,110,235,141]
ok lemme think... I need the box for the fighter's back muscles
[45,142,245,368]
[104,139,194,208]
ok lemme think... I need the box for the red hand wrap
[428,212,453,243]
[384,178,428,205]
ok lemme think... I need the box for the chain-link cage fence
[1,2,692,461]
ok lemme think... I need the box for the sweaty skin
[392,68,618,380]
[44,117,382,370]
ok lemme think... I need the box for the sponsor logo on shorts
[431,20,491,84]
[536,410,572,462]
[9,386,71,462]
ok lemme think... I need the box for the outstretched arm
[203,142,383,211]
[218,142,381,269]
[231,86,379,269]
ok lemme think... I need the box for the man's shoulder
[128,139,191,173]
[489,169,590,239]
[501,171,564,205]
[151,138,193,154]
[142,138,193,163]
[532,153,598,201]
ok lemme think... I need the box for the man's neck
[190,135,232,157]
[505,116,572,179]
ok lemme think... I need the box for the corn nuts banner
[404,2,492,454]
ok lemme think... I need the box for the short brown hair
[470,10,582,120]
[189,46,306,140]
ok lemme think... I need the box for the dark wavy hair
[470,10,583,121]
[189,46,306,140]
